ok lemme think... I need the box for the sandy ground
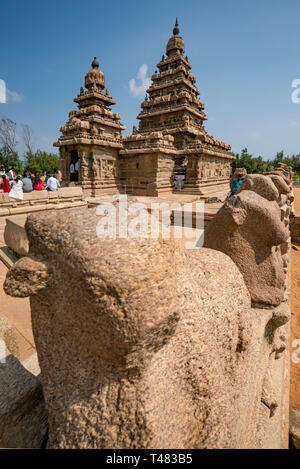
[290,187,300,410]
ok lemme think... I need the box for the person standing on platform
[8,168,15,181]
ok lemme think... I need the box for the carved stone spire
[91,56,99,69]
[166,19,185,56]
[173,17,180,36]
[85,57,105,91]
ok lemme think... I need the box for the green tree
[0,145,23,174]
[24,150,60,175]
[231,148,258,174]
[231,148,300,177]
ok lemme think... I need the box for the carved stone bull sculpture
[3,207,259,449]
[4,202,290,448]
[203,174,290,306]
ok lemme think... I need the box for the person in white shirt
[46,175,60,191]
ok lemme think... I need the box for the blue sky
[1,0,300,159]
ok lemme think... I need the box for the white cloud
[129,64,151,98]
[289,119,300,128]
[0,81,23,104]
[7,89,24,103]
[249,131,260,138]
[0,79,6,103]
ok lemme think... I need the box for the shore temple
[54,20,235,198]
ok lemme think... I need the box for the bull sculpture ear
[231,207,247,226]
[4,257,50,298]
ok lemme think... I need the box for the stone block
[48,191,60,199]
[4,216,29,256]
[46,203,61,211]
[58,187,83,198]
[57,201,87,210]
[9,204,48,216]
[23,192,48,202]
[0,193,10,204]
[0,208,10,217]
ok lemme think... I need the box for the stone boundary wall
[0,187,87,218]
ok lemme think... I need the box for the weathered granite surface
[3,204,290,448]
[203,174,291,306]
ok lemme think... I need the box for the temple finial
[173,18,179,35]
[91,57,99,69]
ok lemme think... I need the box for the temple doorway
[70,150,79,182]
[173,156,188,190]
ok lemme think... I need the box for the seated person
[22,174,33,193]
[46,174,60,191]
[33,174,46,191]
[9,175,23,200]
[0,175,10,193]
[229,173,244,198]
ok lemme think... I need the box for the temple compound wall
[2,165,293,448]
[54,20,234,198]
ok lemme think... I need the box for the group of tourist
[172,167,244,196]
[0,166,62,200]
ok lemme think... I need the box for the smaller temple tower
[54,57,126,196]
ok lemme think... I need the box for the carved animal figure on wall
[203,174,290,306]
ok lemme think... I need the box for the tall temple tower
[54,57,126,196]
[119,19,234,197]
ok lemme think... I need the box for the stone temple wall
[1,166,293,448]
